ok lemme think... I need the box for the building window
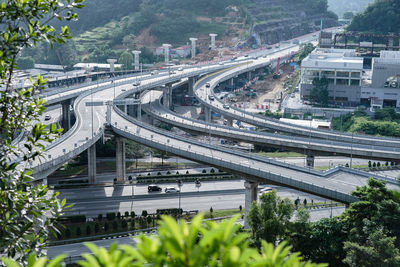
[350,79,360,86]
[337,71,349,77]
[351,72,360,78]
[322,71,335,76]
[335,97,348,101]
[336,79,348,85]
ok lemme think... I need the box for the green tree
[1,215,327,267]
[0,0,83,263]
[16,57,35,69]
[118,50,134,70]
[310,77,329,106]
[295,43,315,62]
[343,11,354,20]
[343,228,400,267]
[247,190,295,246]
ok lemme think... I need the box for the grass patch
[204,208,242,219]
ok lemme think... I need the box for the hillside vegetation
[327,0,373,18]
[347,0,400,33]
[20,0,337,67]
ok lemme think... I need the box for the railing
[112,106,359,204]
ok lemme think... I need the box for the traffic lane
[64,187,328,217]
[47,235,137,258]
[57,180,246,200]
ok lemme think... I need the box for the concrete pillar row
[88,144,96,184]
[132,50,141,71]
[116,136,126,182]
[61,99,71,133]
[244,180,259,227]
[189,38,198,59]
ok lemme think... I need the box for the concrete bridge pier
[137,103,142,121]
[306,154,315,168]
[188,76,197,96]
[116,136,126,182]
[225,117,233,127]
[244,180,258,227]
[127,104,135,117]
[61,99,71,132]
[162,86,172,109]
[247,71,252,81]
[88,144,96,184]
[204,106,211,123]
[229,78,234,86]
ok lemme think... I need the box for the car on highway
[148,184,162,192]
[218,62,224,65]
[132,81,141,86]
[44,115,51,121]
[205,82,211,88]
[222,104,230,109]
[208,95,215,101]
[165,186,180,193]
[259,187,273,196]
[177,67,183,71]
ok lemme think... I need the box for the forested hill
[327,0,373,18]
[347,0,400,33]
[21,0,336,68]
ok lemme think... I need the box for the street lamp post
[128,176,137,215]
[350,132,354,168]
[177,179,183,222]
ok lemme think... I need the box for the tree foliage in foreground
[1,214,326,267]
[0,0,84,263]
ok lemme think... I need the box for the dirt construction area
[251,64,294,105]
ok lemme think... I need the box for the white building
[300,48,363,105]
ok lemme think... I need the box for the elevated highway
[194,58,400,149]
[14,28,399,211]
[142,90,400,162]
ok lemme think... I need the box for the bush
[210,168,215,173]
[176,171,179,175]
[391,162,395,166]
[345,163,349,167]
[121,220,128,229]
[125,211,129,218]
[58,215,86,223]
[148,173,151,176]
[377,162,381,167]
[97,214,103,221]
[130,211,135,218]
[142,210,148,217]
[385,161,389,166]
[112,220,118,231]
[186,170,189,174]
[239,205,242,212]
[86,225,91,236]
[157,172,162,175]
[104,222,109,232]
[156,208,183,215]
[147,216,153,227]
[202,169,207,173]
[373,162,377,167]
[130,218,135,229]
[76,227,81,236]
[166,171,171,175]
[368,161,372,168]
[117,212,121,219]
[94,223,100,233]
[106,212,116,221]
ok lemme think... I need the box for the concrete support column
[229,78,234,86]
[163,87,170,108]
[137,103,142,121]
[163,44,171,64]
[88,144,96,184]
[209,34,217,50]
[188,76,196,96]
[306,154,315,168]
[127,104,135,117]
[61,99,71,132]
[132,50,141,71]
[247,71,252,81]
[107,59,117,72]
[168,86,173,109]
[189,38,198,59]
[116,136,126,182]
[226,117,233,127]
[244,180,258,227]
[204,106,211,123]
